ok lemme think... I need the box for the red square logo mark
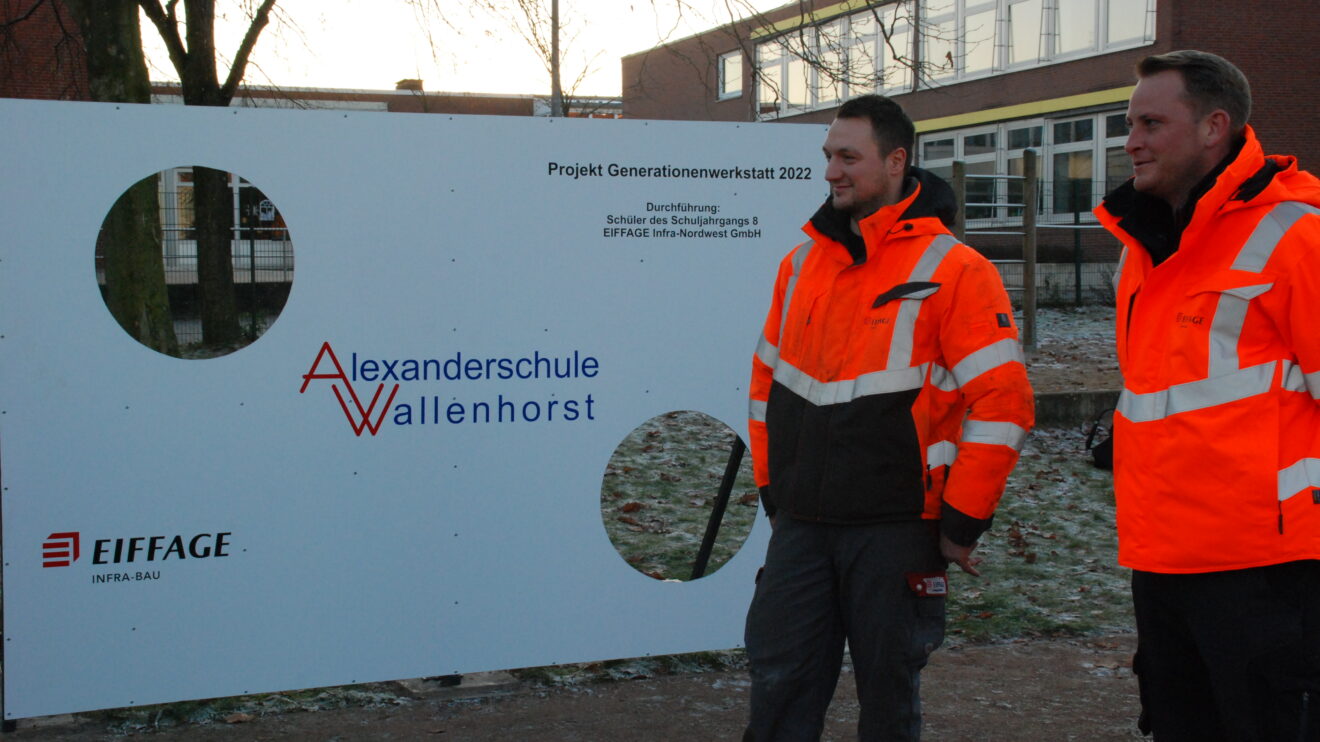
[42,532,80,568]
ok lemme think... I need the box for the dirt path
[1026,305,1121,394]
[12,635,1140,741]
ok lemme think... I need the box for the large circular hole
[600,410,758,581]
[95,166,294,359]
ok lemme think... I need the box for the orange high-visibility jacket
[1095,126,1320,573]
[748,169,1035,546]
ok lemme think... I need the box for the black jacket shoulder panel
[806,167,958,263]
[900,167,958,227]
[807,197,866,263]
[1233,158,1285,203]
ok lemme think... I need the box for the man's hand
[940,534,983,577]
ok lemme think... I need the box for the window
[1055,0,1097,55]
[849,12,879,92]
[757,44,784,115]
[815,22,845,105]
[964,131,997,156]
[753,0,1155,120]
[917,127,1000,220]
[1104,113,1133,193]
[1052,150,1094,212]
[1106,147,1132,194]
[963,6,997,76]
[965,160,1000,219]
[916,108,1132,222]
[925,14,958,80]
[755,4,914,118]
[1107,0,1152,45]
[1007,0,1043,66]
[876,4,914,92]
[1105,112,1128,138]
[1008,124,1042,149]
[718,52,742,99]
[924,138,955,161]
[1053,118,1093,145]
[1051,115,1095,212]
[959,128,999,218]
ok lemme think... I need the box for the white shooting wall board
[0,98,828,719]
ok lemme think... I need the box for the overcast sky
[140,0,784,97]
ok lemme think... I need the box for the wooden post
[952,160,966,242]
[1022,149,1038,351]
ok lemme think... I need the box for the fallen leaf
[224,713,255,724]
[620,502,643,513]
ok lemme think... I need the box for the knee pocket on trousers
[913,596,945,660]
[1247,648,1320,738]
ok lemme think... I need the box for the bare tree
[29,0,178,355]
[628,0,959,117]
[8,0,286,352]
[135,0,277,349]
[1,0,89,99]
[409,0,603,117]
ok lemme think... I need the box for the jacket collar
[805,167,957,264]
[1095,126,1301,265]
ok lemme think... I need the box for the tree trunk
[138,0,278,348]
[99,175,179,355]
[192,164,242,347]
[66,0,178,354]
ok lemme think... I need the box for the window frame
[915,108,1132,225]
[717,51,743,100]
[753,0,1156,120]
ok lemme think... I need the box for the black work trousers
[1131,560,1320,741]
[744,517,946,742]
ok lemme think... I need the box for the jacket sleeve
[1278,209,1320,400]
[748,244,804,520]
[936,250,1035,546]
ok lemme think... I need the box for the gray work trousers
[744,517,947,741]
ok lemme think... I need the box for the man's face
[1124,69,1222,209]
[823,116,906,220]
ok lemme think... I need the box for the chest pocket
[873,281,941,307]
[1190,274,1274,378]
[871,281,942,370]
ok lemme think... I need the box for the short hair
[1136,50,1251,133]
[836,94,914,166]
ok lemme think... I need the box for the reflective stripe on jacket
[1095,126,1320,573]
[748,169,1034,546]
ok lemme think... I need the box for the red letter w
[301,342,399,436]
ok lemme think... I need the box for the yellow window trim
[915,86,1135,133]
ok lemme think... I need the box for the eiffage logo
[42,532,80,567]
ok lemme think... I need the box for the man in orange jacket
[743,94,1034,741]
[1096,50,1320,739]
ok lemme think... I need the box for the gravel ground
[1026,304,1120,394]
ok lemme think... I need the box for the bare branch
[1,0,49,30]
[137,0,188,76]
[219,0,274,100]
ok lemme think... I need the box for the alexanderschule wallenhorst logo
[300,341,600,437]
